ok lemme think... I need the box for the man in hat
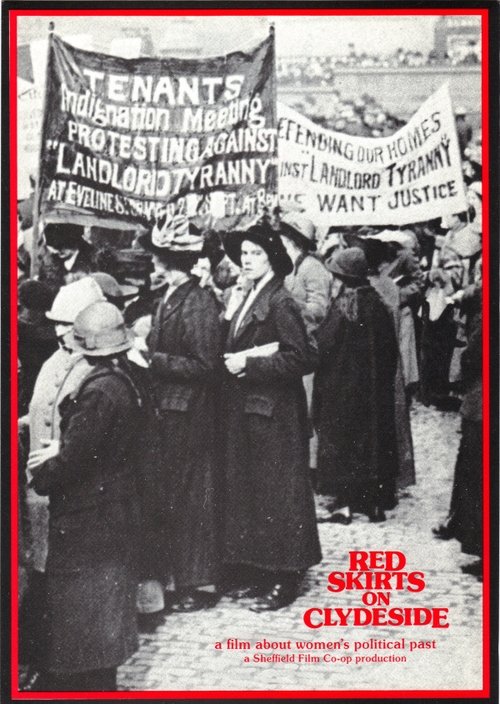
[455,107,472,159]
[138,213,221,613]
[39,223,97,293]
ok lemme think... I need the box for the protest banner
[278,84,468,226]
[37,32,277,233]
[17,78,42,200]
[17,35,93,200]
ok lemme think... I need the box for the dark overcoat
[446,315,482,557]
[30,363,145,673]
[313,284,399,513]
[148,278,221,588]
[222,277,321,573]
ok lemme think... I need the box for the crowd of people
[17,115,483,692]
[289,91,407,138]
[277,46,481,86]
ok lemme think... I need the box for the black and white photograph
[6,4,497,698]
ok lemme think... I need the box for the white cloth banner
[277,84,468,226]
[17,79,43,200]
[17,35,94,200]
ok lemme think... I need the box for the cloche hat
[326,247,368,281]
[279,212,317,252]
[46,277,106,324]
[67,301,133,357]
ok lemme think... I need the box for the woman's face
[467,189,482,212]
[55,324,73,349]
[440,213,460,231]
[152,253,169,276]
[331,276,344,299]
[240,240,272,282]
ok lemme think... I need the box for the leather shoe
[432,523,454,540]
[461,560,482,577]
[368,507,386,523]
[224,584,268,600]
[328,511,352,525]
[249,583,297,612]
[137,611,164,633]
[170,591,217,613]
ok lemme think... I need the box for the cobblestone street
[118,403,483,693]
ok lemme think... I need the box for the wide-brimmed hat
[44,223,85,250]
[326,247,368,280]
[224,223,293,278]
[364,229,415,249]
[138,213,203,255]
[279,212,316,252]
[90,272,139,301]
[46,277,106,324]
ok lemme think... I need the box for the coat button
[59,528,65,535]
[99,485,104,493]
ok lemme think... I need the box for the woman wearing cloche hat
[313,247,400,525]
[27,301,150,690]
[139,212,222,614]
[220,222,321,612]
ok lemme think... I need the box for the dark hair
[44,223,84,250]
[363,240,396,269]
[153,249,199,273]
[18,279,55,311]
[201,230,225,269]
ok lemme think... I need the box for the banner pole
[268,22,278,225]
[30,21,54,278]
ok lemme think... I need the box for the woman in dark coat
[313,247,399,524]
[221,224,321,612]
[27,302,146,691]
[433,310,483,578]
[139,215,221,613]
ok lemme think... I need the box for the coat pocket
[244,394,275,418]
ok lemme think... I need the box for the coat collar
[158,277,197,323]
[228,276,281,345]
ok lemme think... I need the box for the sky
[17,14,443,58]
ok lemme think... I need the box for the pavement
[118,402,484,693]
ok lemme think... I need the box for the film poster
[5,4,497,703]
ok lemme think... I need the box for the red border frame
[9,7,491,700]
